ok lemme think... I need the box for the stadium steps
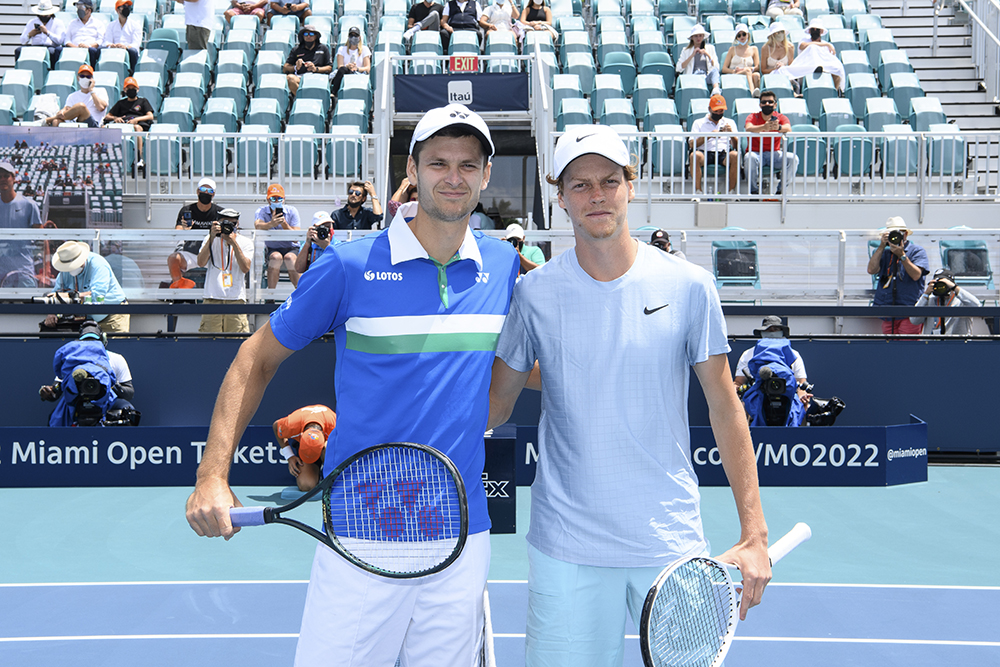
[871,0,1000,132]
[0,0,29,72]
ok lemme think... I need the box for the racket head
[639,556,739,667]
[321,442,469,579]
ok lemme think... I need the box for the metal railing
[957,0,1000,102]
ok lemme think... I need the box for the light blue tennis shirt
[270,203,521,534]
[496,242,730,567]
[53,252,127,321]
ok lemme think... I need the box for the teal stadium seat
[236,124,275,177]
[644,97,679,130]
[887,72,924,122]
[160,15,188,50]
[137,49,169,81]
[202,96,239,133]
[43,70,77,106]
[827,28,856,56]
[230,14,260,33]
[559,31,591,66]
[651,125,687,177]
[841,0,868,23]
[631,73,666,121]
[639,50,675,93]
[804,0,830,19]
[674,73,709,124]
[601,98,636,126]
[93,70,121,102]
[217,49,249,80]
[552,74,583,120]
[192,124,227,176]
[411,31,443,56]
[97,48,130,85]
[803,72,837,121]
[0,95,16,125]
[16,46,49,94]
[597,31,629,66]
[909,96,947,132]
[133,70,162,112]
[880,124,919,176]
[212,72,248,115]
[225,29,258,67]
[732,0,763,19]
[761,73,794,100]
[263,29,295,61]
[926,123,965,177]
[789,124,827,176]
[179,48,212,83]
[776,97,810,127]
[563,52,596,93]
[283,125,318,177]
[56,46,88,73]
[720,73,751,119]
[602,52,637,94]
[840,50,872,77]
[255,73,290,116]
[449,31,479,56]
[524,31,555,55]
[288,98,327,133]
[300,73,333,116]
[712,239,760,289]
[160,96,195,132]
[698,0,729,21]
[333,98,368,132]
[819,97,856,132]
[833,123,873,177]
[147,28,181,72]
[557,97,593,130]
[634,31,667,71]
[846,72,879,119]
[326,126,364,177]
[254,51,285,88]
[734,97,760,129]
[863,97,899,133]
[817,14,846,31]
[659,0,687,14]
[686,97,711,129]
[877,50,912,92]
[170,71,207,117]
[246,97,283,133]
[861,27,895,68]
[148,123,182,175]
[271,14,301,32]
[940,238,994,289]
[591,73,624,117]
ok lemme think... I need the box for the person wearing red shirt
[743,90,799,195]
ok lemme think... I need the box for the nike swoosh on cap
[644,304,669,315]
[575,133,596,142]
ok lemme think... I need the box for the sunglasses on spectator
[198,186,214,194]
[268,196,284,203]
[349,189,364,196]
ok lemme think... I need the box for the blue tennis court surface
[2,466,999,666]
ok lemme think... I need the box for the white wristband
[280,445,296,461]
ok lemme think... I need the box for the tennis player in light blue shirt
[489,124,772,667]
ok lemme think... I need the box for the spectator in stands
[284,26,333,96]
[765,0,802,18]
[45,241,130,333]
[690,94,740,195]
[179,0,213,50]
[331,27,371,99]
[678,24,721,97]
[64,0,106,67]
[103,77,153,165]
[722,25,761,98]
[441,0,484,49]
[102,0,142,75]
[867,216,930,335]
[480,0,523,44]
[44,64,108,128]
[733,315,811,406]
[273,405,337,492]
[197,208,254,333]
[255,184,301,290]
[17,0,66,64]
[760,24,796,92]
[910,268,981,336]
[743,90,798,196]
[331,180,384,230]
[294,211,335,274]
[387,176,418,220]
[795,18,843,90]
[0,159,42,288]
[649,228,686,260]
[520,0,556,38]
[224,0,267,25]
[504,223,545,273]
[168,177,223,289]
[403,0,445,42]
[268,0,311,26]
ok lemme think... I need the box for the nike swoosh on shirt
[644,304,669,315]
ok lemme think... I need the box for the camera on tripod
[30,290,81,306]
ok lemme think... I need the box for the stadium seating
[288,98,328,134]
[940,238,994,289]
[846,72,879,119]
[160,96,195,132]
[674,74,709,125]
[236,124,275,177]
[147,123,182,175]
[16,46,49,94]
[832,123,874,177]
[926,123,965,177]
[255,73,291,117]
[650,125,687,177]
[43,70,77,107]
[201,96,239,133]
[602,52,637,94]
[247,97,283,134]
[326,126,364,177]
[137,49,169,82]
[557,97,593,130]
[643,97,680,130]
[840,50,872,77]
[631,74,667,121]
[284,125,319,177]
[819,97,856,132]
[909,97,947,132]
[880,124,919,176]
[720,73,751,119]
[333,98,368,132]
[591,73,625,118]
[146,28,181,72]
[97,48,130,86]
[563,52,597,93]
[778,97,810,127]
[863,97,900,133]
[601,98,636,126]
[761,73,794,100]
[789,124,827,176]
[1,70,34,117]
[877,50,912,92]
[170,71,207,117]
[887,72,924,122]
[639,51,675,93]
[803,72,837,121]
[552,74,584,120]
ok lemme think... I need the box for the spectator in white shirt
[65,0,107,67]
[689,94,740,195]
[103,0,143,74]
[17,0,66,63]
[44,63,109,127]
[197,208,254,333]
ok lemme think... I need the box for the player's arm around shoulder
[693,353,771,619]
[185,322,295,539]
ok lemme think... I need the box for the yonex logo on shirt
[476,272,490,283]
[364,270,404,281]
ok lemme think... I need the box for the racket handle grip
[768,522,812,566]
[230,506,268,527]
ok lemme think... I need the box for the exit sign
[450,55,479,72]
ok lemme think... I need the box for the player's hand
[288,455,302,476]
[186,477,243,539]
[716,539,772,621]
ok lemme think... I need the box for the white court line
[0,634,298,643]
[492,634,1000,648]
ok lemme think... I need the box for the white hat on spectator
[688,24,709,39]
[884,216,908,231]
[31,0,59,15]
[505,223,525,240]
[197,177,216,190]
[806,18,827,35]
[52,241,90,273]
[312,211,334,225]
[767,22,787,37]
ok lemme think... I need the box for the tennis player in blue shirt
[488,125,771,667]
[186,103,520,666]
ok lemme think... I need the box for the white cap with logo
[552,124,631,179]
[409,104,495,158]
[505,223,525,240]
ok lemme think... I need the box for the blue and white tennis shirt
[270,202,520,534]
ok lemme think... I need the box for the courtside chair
[862,97,900,133]
[846,72,879,119]
[643,97,679,131]
[712,239,761,290]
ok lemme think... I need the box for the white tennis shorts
[294,531,490,667]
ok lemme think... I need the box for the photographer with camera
[0,158,42,288]
[255,184,301,291]
[648,228,687,260]
[167,177,224,289]
[294,211,335,275]
[44,240,129,333]
[331,180,384,231]
[867,216,930,335]
[197,208,253,333]
[273,404,337,492]
[734,316,811,408]
[40,321,118,426]
[504,223,545,274]
[909,268,981,336]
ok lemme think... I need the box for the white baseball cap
[409,104,495,158]
[552,124,631,179]
[312,211,334,225]
[197,177,216,190]
[505,223,525,240]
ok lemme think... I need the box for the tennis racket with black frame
[230,442,469,579]
[639,522,812,667]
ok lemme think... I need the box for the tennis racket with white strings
[639,522,812,667]
[230,442,468,578]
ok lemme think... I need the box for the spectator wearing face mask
[17,0,66,63]
[64,0,107,67]
[102,0,142,75]
[103,77,153,166]
[255,184,301,290]
[168,177,223,289]
[331,27,371,98]
[733,316,811,406]
[689,94,740,195]
[284,26,333,96]
[44,64,108,128]
[743,90,798,196]
[722,25,761,98]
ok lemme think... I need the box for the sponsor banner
[0,426,519,532]
[394,73,530,113]
[512,417,927,487]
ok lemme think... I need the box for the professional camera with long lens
[806,396,846,426]
[74,377,108,427]
[506,237,522,250]
[105,406,142,427]
[315,225,330,240]
[219,219,236,236]
[932,279,955,296]
[759,366,790,426]
[887,230,905,246]
[29,290,81,306]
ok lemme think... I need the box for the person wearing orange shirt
[273,404,337,491]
